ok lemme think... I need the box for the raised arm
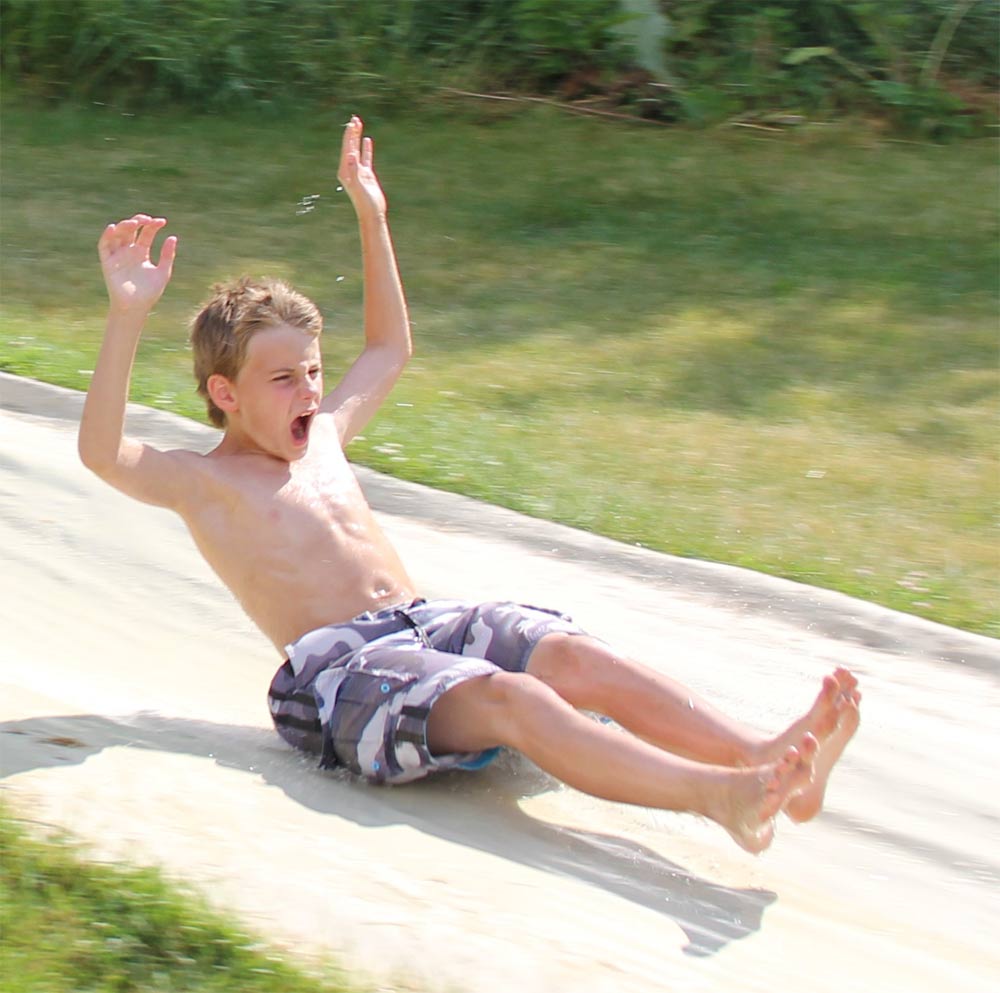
[322,117,412,445]
[79,215,193,509]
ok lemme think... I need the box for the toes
[762,746,803,819]
[779,737,815,789]
[833,688,861,729]
[775,744,798,778]
[799,732,819,763]
[809,676,845,739]
[840,689,862,730]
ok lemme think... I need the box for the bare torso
[178,416,416,653]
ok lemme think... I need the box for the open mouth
[291,411,315,444]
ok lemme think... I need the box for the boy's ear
[207,374,239,416]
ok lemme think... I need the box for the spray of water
[295,193,321,215]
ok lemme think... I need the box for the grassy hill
[1,101,996,635]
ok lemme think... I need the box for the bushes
[0,0,995,134]
[0,0,631,110]
[1,0,391,109]
[660,0,999,136]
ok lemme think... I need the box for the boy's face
[227,323,323,460]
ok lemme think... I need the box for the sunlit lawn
[1,101,997,634]
[0,802,361,992]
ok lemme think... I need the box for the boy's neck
[211,421,286,462]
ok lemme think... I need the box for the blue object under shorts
[267,599,586,785]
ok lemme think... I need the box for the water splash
[296,193,321,215]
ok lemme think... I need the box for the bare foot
[785,687,861,823]
[717,734,817,854]
[760,668,857,762]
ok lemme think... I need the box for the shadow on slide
[1,711,776,957]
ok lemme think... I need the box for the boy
[80,117,860,854]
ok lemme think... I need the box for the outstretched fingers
[338,115,362,184]
[99,214,159,260]
[98,214,177,311]
[135,216,167,250]
[336,115,387,217]
[155,233,178,276]
[99,217,137,261]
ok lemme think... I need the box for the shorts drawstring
[393,601,432,649]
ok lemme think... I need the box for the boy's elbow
[78,431,96,469]
[386,334,412,368]
[78,443,109,479]
[77,434,118,481]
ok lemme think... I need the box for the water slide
[2,372,996,993]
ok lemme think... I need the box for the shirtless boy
[79,117,860,854]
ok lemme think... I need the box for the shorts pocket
[324,663,418,778]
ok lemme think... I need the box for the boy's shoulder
[159,444,267,522]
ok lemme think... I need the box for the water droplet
[295,193,321,215]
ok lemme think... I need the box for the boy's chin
[287,438,310,460]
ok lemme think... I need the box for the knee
[473,670,564,746]
[527,633,609,701]
[486,672,567,752]
[429,670,555,754]
[478,669,550,715]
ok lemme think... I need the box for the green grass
[0,802,361,992]
[1,100,997,635]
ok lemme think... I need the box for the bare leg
[426,671,817,854]
[527,635,859,821]
[527,634,850,765]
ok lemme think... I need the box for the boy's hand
[99,214,177,315]
[337,116,387,220]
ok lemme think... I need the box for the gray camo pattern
[267,599,584,784]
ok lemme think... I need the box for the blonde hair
[190,277,323,427]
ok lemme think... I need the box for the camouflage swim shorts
[267,599,585,784]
